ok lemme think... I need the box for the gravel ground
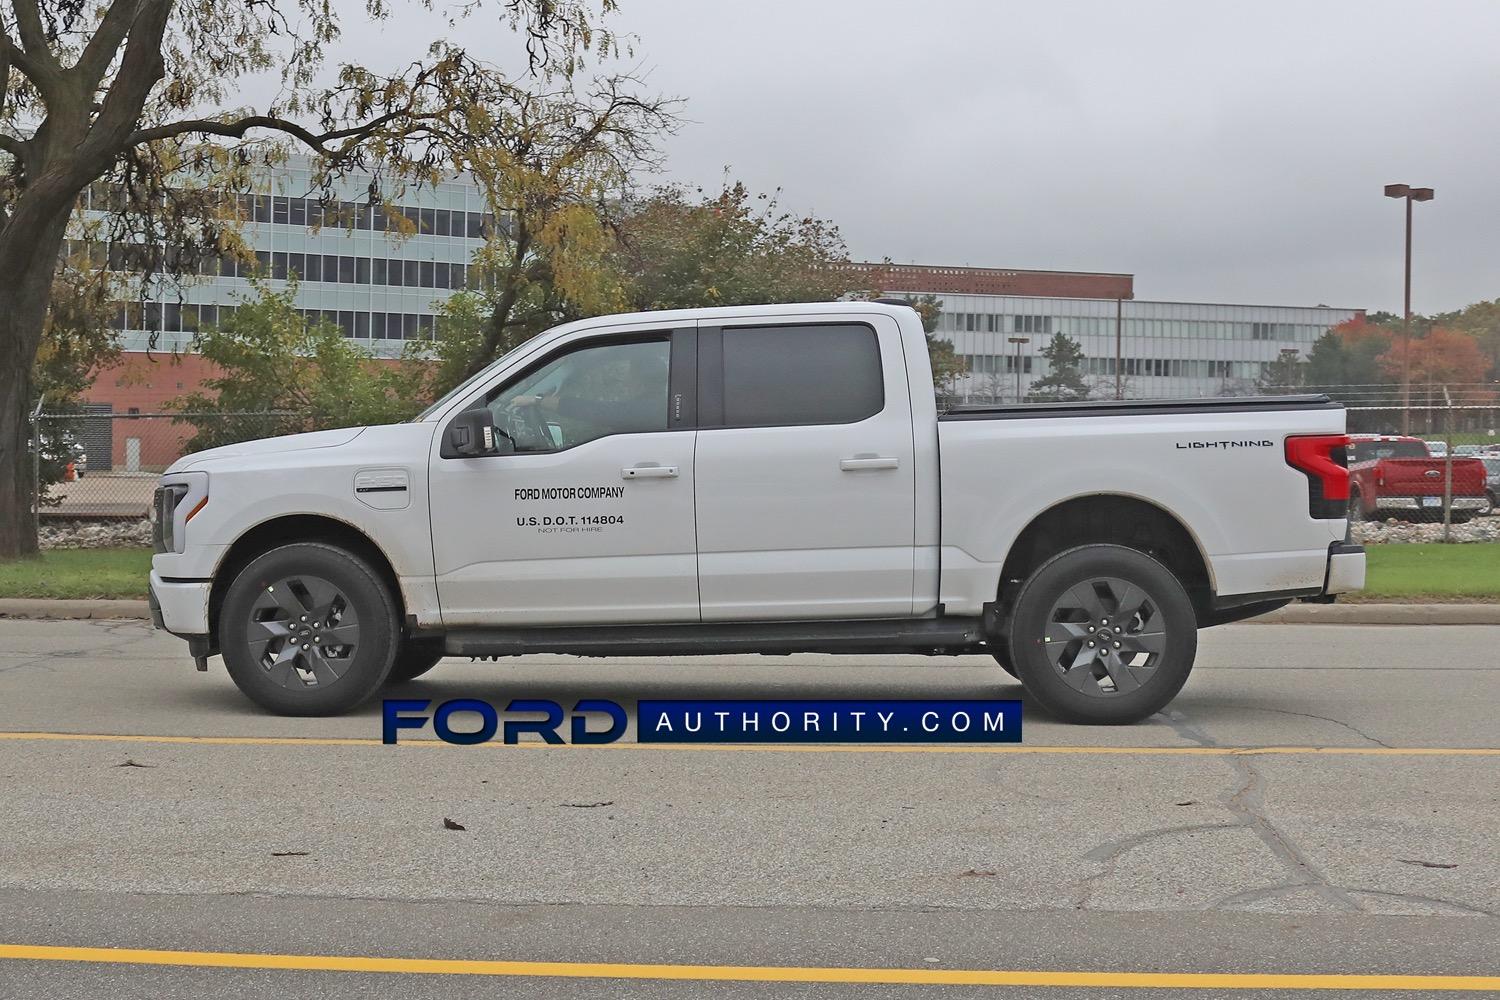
[38,518,153,550]
[1352,516,1500,544]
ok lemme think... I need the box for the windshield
[413,339,537,421]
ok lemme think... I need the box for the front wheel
[1006,544,1197,725]
[387,641,445,684]
[219,542,399,716]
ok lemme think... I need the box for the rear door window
[718,324,882,428]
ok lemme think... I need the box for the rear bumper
[1324,541,1365,595]
[1374,496,1487,512]
[148,570,212,636]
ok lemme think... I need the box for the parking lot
[0,617,1496,997]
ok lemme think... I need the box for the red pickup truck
[1347,435,1488,523]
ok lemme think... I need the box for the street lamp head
[1384,184,1410,199]
[1007,336,1030,345]
[1410,187,1435,202]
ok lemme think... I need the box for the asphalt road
[0,618,1496,998]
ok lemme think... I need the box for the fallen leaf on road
[115,759,154,768]
[559,801,613,808]
[270,851,309,857]
[1175,800,1197,806]
[442,817,467,831]
[960,869,998,877]
[1397,858,1458,869]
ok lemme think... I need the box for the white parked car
[150,302,1364,724]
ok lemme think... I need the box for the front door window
[488,338,671,453]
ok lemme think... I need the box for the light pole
[1384,183,1434,435]
[1008,336,1030,402]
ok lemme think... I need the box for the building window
[1013,315,1052,334]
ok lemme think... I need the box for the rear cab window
[1350,440,1430,463]
[713,323,883,428]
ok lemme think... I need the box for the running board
[443,617,987,658]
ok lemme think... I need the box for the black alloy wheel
[1007,544,1197,724]
[220,543,398,715]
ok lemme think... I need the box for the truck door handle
[622,464,679,479]
[840,455,900,471]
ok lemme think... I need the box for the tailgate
[1378,458,1487,496]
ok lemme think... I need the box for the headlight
[153,473,209,553]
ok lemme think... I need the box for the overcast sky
[347,0,1500,313]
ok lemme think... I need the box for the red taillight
[1286,434,1350,518]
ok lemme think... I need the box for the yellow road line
[0,944,1496,991]
[0,730,1496,756]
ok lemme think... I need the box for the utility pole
[1384,184,1434,435]
[1114,298,1123,400]
[1008,336,1030,402]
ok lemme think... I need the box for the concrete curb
[1248,603,1500,625]
[0,599,150,620]
[1,598,1496,625]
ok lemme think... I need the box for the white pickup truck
[150,302,1364,724]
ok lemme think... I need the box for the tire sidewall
[220,543,399,716]
[387,641,445,684]
[1007,544,1197,725]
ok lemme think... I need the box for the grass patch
[0,547,152,599]
[1358,543,1500,601]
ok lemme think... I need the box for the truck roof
[544,301,916,336]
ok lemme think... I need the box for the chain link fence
[31,411,298,520]
[29,399,1499,543]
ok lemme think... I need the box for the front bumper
[1324,541,1366,595]
[149,570,212,635]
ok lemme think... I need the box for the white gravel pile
[39,518,154,550]
[1352,517,1500,545]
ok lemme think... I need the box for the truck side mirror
[445,406,511,458]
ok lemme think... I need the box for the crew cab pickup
[150,302,1364,724]
[1346,434,1488,523]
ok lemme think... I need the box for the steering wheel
[502,394,554,451]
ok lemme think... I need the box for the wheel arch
[995,494,1215,620]
[209,514,406,639]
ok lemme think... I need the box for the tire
[219,542,399,716]
[387,641,444,684]
[1006,544,1197,725]
[1480,492,1496,517]
[992,650,1018,679]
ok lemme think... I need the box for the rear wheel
[219,543,399,716]
[1006,544,1197,725]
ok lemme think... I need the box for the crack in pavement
[1243,706,1395,749]
[0,622,160,675]
[1071,822,1239,910]
[1129,709,1367,913]
[1209,882,1498,917]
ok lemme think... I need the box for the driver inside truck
[500,339,670,450]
